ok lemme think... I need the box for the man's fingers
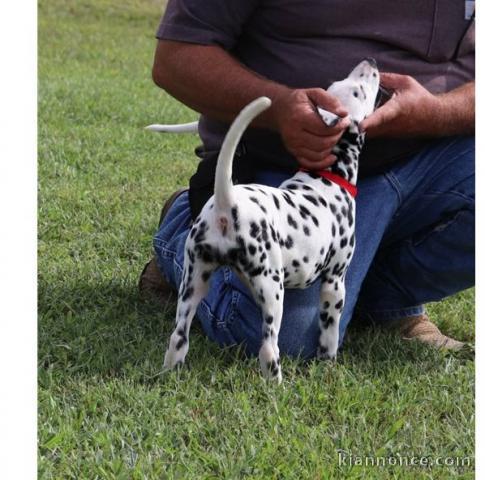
[297,154,337,171]
[379,72,414,90]
[297,130,344,152]
[294,147,334,163]
[306,88,348,117]
[360,100,399,132]
[302,113,351,136]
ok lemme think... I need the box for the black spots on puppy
[303,225,310,236]
[269,225,278,243]
[188,250,195,264]
[272,194,280,210]
[299,205,310,220]
[265,315,274,324]
[250,221,260,238]
[335,299,343,310]
[282,192,296,208]
[249,265,265,277]
[249,196,267,214]
[175,333,188,351]
[181,286,194,302]
[248,244,257,255]
[231,206,239,231]
[319,311,334,329]
[348,209,354,227]
[287,214,298,229]
[284,235,294,249]
[201,271,211,282]
[340,237,348,248]
[193,220,208,243]
[303,194,318,206]
[266,359,279,377]
[318,196,327,207]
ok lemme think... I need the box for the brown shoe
[397,314,465,351]
[138,257,176,302]
[139,188,188,301]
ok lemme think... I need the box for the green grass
[38,1,475,478]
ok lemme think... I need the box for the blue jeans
[153,136,474,359]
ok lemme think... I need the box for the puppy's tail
[214,97,272,211]
[145,121,199,133]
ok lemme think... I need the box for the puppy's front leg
[317,275,346,361]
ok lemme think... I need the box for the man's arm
[152,40,350,171]
[361,73,475,138]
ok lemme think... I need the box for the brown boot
[139,188,188,301]
[397,314,465,351]
[138,257,176,302]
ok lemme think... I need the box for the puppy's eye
[353,91,359,98]
[373,73,377,78]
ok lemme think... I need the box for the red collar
[300,169,358,198]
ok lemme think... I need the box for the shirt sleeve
[156,0,261,50]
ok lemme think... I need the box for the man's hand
[271,88,350,171]
[360,73,474,138]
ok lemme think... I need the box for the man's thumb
[306,88,348,117]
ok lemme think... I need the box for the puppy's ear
[316,107,340,127]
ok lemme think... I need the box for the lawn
[38,1,475,478]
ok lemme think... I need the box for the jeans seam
[383,171,403,204]
[426,189,474,204]
[154,237,177,258]
[365,304,425,320]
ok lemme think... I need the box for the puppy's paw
[163,347,186,370]
[316,345,337,362]
[261,357,282,384]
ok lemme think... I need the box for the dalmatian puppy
[163,59,380,383]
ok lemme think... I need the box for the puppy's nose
[364,57,377,67]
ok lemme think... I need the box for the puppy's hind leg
[163,253,214,370]
[249,271,285,384]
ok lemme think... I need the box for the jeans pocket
[411,210,463,247]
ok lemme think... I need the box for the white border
[0,2,478,478]
[0,1,37,478]
[474,2,482,476]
